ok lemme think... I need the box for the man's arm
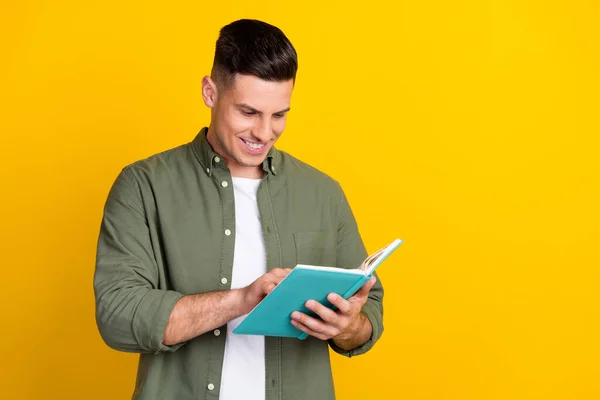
[94,167,179,354]
[161,291,241,346]
[290,183,384,355]
[163,268,290,345]
[94,167,288,353]
[332,184,385,355]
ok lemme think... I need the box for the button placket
[207,155,234,399]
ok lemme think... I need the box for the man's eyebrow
[236,103,260,113]
[274,107,291,114]
[236,103,291,114]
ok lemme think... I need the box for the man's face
[205,74,293,177]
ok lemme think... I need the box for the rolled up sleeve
[94,166,185,354]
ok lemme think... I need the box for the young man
[94,19,384,400]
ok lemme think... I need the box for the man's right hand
[239,268,292,314]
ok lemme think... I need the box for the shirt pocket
[293,231,337,267]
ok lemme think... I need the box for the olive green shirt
[94,128,384,400]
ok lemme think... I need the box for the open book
[233,238,403,339]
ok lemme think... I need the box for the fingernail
[291,312,299,319]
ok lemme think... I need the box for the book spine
[296,274,371,340]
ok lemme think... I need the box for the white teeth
[243,139,264,150]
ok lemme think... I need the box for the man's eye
[241,110,255,116]
[273,113,284,119]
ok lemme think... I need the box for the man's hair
[211,19,298,88]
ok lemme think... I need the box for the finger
[263,273,287,287]
[269,268,289,278]
[326,293,352,314]
[281,268,292,277]
[290,319,329,341]
[263,281,276,294]
[291,311,338,338]
[353,276,377,300]
[305,299,338,323]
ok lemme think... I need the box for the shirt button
[214,156,221,163]
[221,277,228,284]
[221,181,228,188]
[224,229,231,236]
[214,329,221,336]
[207,383,215,391]
[206,168,210,174]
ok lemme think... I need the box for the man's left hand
[290,276,376,341]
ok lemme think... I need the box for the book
[232,238,403,339]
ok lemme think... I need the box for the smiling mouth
[240,138,266,152]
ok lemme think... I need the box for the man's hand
[239,268,292,314]
[290,276,376,349]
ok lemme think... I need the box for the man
[94,19,384,400]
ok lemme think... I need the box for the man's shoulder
[123,140,196,180]
[277,149,341,192]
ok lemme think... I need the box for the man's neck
[206,127,265,179]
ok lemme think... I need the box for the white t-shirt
[219,177,266,400]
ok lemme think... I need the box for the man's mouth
[240,138,267,153]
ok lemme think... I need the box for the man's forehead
[226,74,293,107]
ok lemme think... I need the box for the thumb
[355,276,376,299]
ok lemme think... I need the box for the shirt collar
[192,127,279,177]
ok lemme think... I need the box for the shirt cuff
[132,289,186,353]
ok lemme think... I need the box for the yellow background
[1,1,599,399]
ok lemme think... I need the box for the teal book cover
[233,238,403,339]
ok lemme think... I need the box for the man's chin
[238,160,265,168]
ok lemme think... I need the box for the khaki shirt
[94,128,384,399]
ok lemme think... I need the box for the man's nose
[254,118,272,142]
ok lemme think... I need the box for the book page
[359,242,394,272]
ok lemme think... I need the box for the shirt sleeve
[94,166,185,354]
[328,184,385,357]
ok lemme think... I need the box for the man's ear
[202,76,218,108]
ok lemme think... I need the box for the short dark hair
[211,19,298,88]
